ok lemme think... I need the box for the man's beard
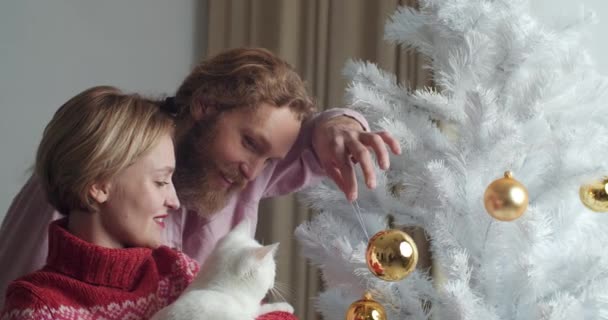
[173,117,247,217]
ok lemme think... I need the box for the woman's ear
[89,182,111,204]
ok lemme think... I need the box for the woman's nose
[166,184,181,210]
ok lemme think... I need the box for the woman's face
[97,133,180,248]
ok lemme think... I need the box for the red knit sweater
[0,220,297,320]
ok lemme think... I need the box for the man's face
[174,102,302,216]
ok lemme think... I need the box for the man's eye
[244,136,257,150]
[155,181,170,187]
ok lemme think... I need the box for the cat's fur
[152,219,293,320]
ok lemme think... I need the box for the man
[0,48,401,308]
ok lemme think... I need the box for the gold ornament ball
[579,177,608,212]
[365,229,418,281]
[483,171,529,221]
[345,293,387,320]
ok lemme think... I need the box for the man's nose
[240,157,266,181]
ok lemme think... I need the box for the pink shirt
[0,108,369,307]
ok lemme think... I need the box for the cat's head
[205,219,278,299]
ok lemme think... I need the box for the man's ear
[89,181,111,204]
[191,97,215,121]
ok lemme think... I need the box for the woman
[0,86,293,320]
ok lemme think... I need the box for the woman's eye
[155,181,170,187]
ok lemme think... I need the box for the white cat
[152,219,294,320]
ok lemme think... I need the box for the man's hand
[312,116,401,201]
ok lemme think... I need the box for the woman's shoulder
[2,276,56,319]
[152,246,200,282]
[6,268,65,297]
[149,246,200,305]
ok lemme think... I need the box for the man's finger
[377,131,402,155]
[326,136,355,199]
[326,165,346,195]
[361,133,390,170]
[339,158,357,201]
[346,140,376,190]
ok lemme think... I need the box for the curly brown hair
[174,48,316,132]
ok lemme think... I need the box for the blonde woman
[0,86,195,319]
[1,86,293,320]
[0,87,293,320]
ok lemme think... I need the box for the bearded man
[0,48,401,308]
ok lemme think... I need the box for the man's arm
[262,108,370,198]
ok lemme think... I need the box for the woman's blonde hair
[35,86,175,215]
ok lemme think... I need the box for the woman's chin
[130,237,163,249]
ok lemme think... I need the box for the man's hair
[35,86,175,215]
[174,47,316,126]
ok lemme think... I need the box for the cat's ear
[254,243,279,261]
[236,243,278,276]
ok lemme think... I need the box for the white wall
[0,1,206,219]
[530,0,608,75]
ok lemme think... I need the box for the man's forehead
[224,104,295,125]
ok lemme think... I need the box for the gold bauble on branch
[579,177,608,212]
[366,229,418,281]
[483,171,529,221]
[345,292,387,320]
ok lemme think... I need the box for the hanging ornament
[346,292,387,320]
[366,229,418,281]
[579,177,608,212]
[483,171,529,221]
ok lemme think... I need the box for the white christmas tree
[295,0,608,319]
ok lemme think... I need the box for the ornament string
[482,220,493,252]
[351,200,371,241]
